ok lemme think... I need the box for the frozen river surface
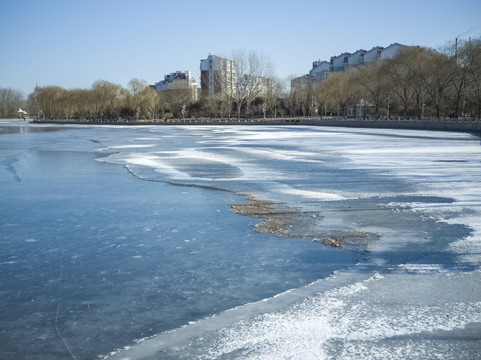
[1,122,480,359]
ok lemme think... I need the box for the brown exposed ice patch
[231,194,380,250]
[312,230,380,248]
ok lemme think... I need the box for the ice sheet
[1,122,480,359]
[99,126,481,359]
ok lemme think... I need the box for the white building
[309,60,330,80]
[321,43,407,75]
[362,46,384,64]
[292,43,410,93]
[330,52,350,72]
[380,43,406,60]
[346,49,367,68]
[154,71,198,101]
[200,55,237,97]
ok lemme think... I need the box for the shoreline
[27,117,481,135]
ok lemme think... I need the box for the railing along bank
[30,117,481,133]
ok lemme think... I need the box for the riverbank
[0,118,29,122]
[30,116,481,134]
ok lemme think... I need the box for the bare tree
[465,39,481,118]
[446,39,481,118]
[288,75,312,116]
[127,78,147,117]
[232,50,274,118]
[323,70,360,117]
[311,81,329,118]
[415,48,456,118]
[357,63,390,117]
[126,79,158,119]
[68,88,91,119]
[386,52,416,118]
[29,86,67,119]
[157,90,171,119]
[157,87,191,118]
[264,77,285,118]
[0,88,25,118]
[91,80,124,119]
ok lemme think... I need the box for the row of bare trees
[0,88,26,118]
[26,79,158,120]
[290,39,481,119]
[20,78,284,121]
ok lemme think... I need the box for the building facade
[292,43,409,91]
[154,71,198,101]
[380,43,406,60]
[363,46,384,64]
[330,52,351,72]
[328,44,407,73]
[346,49,367,69]
[290,74,310,91]
[309,60,330,80]
[200,55,237,97]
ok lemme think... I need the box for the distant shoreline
[1,117,480,136]
[26,117,481,135]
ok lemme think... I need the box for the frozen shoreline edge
[29,117,481,136]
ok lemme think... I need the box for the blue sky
[1,0,480,95]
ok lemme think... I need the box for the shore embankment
[30,117,481,134]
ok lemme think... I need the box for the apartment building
[154,71,198,101]
[330,52,351,72]
[346,49,367,69]
[330,43,406,72]
[200,54,237,97]
[309,60,330,81]
[363,46,384,64]
[292,43,408,90]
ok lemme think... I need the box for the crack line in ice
[54,237,77,360]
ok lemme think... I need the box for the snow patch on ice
[108,144,155,149]
[188,271,481,360]
[397,263,447,274]
[275,184,347,201]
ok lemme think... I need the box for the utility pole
[455,37,458,60]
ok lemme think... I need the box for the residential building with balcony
[362,46,384,64]
[330,52,351,72]
[346,49,367,68]
[326,43,407,74]
[292,43,409,91]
